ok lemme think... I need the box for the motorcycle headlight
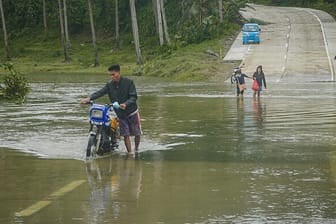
[91,109,103,119]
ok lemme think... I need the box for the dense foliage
[0,1,246,52]
[252,0,336,19]
[0,0,334,59]
[0,62,30,102]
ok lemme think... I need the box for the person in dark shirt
[81,64,141,154]
[252,65,267,98]
[234,68,250,97]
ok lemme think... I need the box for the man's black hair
[108,64,120,72]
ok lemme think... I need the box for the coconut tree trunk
[57,0,68,61]
[88,0,99,66]
[114,0,120,50]
[152,0,158,33]
[199,0,203,25]
[0,0,9,60]
[160,0,170,43]
[63,0,71,48]
[156,0,164,46]
[218,0,223,23]
[129,0,143,65]
[42,0,48,39]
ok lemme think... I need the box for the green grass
[1,31,240,82]
[140,33,241,81]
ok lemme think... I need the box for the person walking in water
[252,65,267,98]
[81,64,141,154]
[234,68,250,97]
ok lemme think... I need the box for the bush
[0,62,30,103]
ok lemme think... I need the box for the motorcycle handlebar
[84,100,120,110]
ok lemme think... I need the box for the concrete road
[223,4,336,83]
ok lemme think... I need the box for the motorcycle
[230,67,241,84]
[86,101,120,158]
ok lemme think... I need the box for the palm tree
[63,0,71,48]
[153,0,170,45]
[129,0,143,65]
[155,0,164,45]
[42,0,48,38]
[57,0,69,61]
[0,0,9,60]
[218,0,223,23]
[114,0,120,50]
[160,0,170,43]
[88,0,99,66]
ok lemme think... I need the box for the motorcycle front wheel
[86,135,96,157]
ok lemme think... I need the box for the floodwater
[1,73,336,223]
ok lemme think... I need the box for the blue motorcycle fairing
[89,104,110,123]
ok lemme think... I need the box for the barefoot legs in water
[253,90,260,98]
[124,135,141,153]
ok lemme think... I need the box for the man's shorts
[119,110,142,136]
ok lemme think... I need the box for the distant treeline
[0,0,334,64]
[0,0,247,63]
[253,0,336,18]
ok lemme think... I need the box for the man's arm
[90,84,109,100]
[80,83,109,104]
[122,80,137,108]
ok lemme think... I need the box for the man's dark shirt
[90,76,138,118]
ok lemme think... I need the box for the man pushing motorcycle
[81,64,141,154]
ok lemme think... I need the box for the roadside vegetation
[0,62,29,102]
[253,0,336,19]
[0,1,246,81]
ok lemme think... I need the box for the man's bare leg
[134,135,140,152]
[124,136,132,153]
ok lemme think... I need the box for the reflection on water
[1,77,336,223]
[252,98,266,129]
[85,157,143,223]
[236,97,266,131]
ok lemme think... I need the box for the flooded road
[1,75,336,223]
[225,4,336,81]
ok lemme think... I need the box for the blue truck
[242,23,260,45]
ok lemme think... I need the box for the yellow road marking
[15,179,86,217]
[48,180,86,198]
[15,201,51,217]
